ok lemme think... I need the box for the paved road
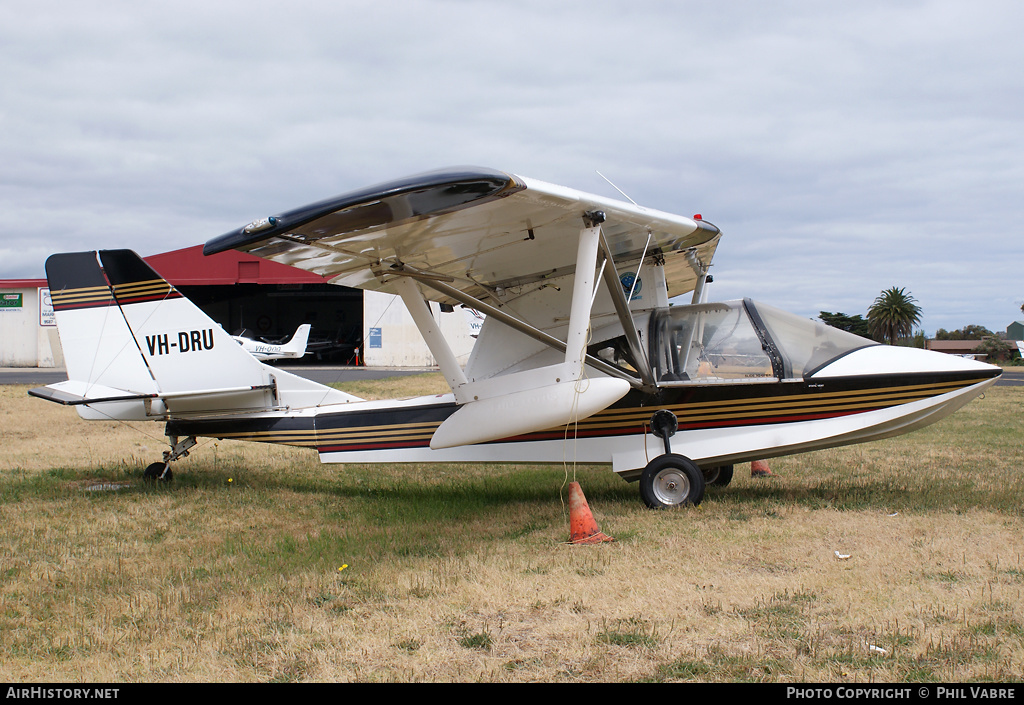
[0,365,434,386]
[993,368,1024,386]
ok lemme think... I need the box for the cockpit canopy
[626,299,876,384]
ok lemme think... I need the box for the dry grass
[1,377,1022,682]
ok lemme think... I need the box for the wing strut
[396,217,659,391]
[676,262,713,375]
[390,212,631,449]
[690,265,711,304]
[389,273,640,386]
[394,276,471,402]
[564,211,604,374]
[596,229,657,390]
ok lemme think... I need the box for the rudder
[46,251,159,400]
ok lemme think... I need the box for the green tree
[867,287,923,345]
[902,330,927,349]
[819,311,872,338]
[934,324,994,340]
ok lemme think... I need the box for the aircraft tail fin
[44,251,161,407]
[36,250,359,420]
[283,324,311,357]
[98,249,270,396]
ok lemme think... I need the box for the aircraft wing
[203,167,721,304]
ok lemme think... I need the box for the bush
[974,336,1016,363]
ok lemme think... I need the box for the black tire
[703,464,734,487]
[143,462,173,483]
[639,454,705,509]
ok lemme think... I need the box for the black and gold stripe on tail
[45,252,116,311]
[99,250,182,306]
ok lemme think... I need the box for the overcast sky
[2,1,1021,334]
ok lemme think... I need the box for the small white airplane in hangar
[231,324,311,362]
[30,167,1001,508]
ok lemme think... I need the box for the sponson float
[31,167,1001,508]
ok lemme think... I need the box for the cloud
[1,1,1021,333]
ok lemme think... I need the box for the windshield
[649,300,876,383]
[751,301,877,378]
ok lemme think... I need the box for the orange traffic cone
[567,482,614,544]
[751,459,774,477]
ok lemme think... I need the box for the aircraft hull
[165,368,998,478]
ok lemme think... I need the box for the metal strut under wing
[391,212,631,449]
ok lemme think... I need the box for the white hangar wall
[0,284,63,367]
[362,290,477,368]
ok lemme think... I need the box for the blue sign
[368,327,382,349]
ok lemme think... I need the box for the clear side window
[652,303,774,383]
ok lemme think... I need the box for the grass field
[1,374,1022,682]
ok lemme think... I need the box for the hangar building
[0,246,474,369]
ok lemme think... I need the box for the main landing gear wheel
[640,453,705,509]
[143,462,173,483]
[703,464,734,487]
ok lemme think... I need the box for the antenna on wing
[596,171,638,206]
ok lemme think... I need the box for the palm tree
[867,286,922,345]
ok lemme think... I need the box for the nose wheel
[640,453,705,509]
[640,411,705,509]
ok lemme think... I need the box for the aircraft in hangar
[232,324,311,362]
[30,167,1000,508]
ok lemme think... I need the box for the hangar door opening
[177,283,364,365]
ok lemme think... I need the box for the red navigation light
[693,214,702,220]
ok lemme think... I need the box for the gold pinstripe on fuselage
[194,377,978,451]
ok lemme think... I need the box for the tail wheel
[640,454,705,509]
[143,462,173,483]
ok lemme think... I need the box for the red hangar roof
[144,245,331,285]
[1,246,331,289]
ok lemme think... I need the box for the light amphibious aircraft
[231,324,311,362]
[30,167,1001,508]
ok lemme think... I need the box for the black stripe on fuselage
[165,370,996,454]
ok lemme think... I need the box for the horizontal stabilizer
[29,382,154,406]
[429,377,629,449]
[29,380,277,407]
